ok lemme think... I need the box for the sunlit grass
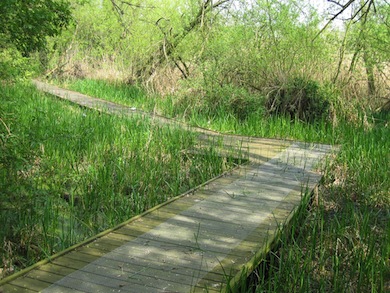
[60,78,156,111]
[57,78,340,144]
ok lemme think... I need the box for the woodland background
[1,0,389,121]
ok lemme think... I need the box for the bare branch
[327,0,345,8]
[351,0,372,23]
[313,0,377,41]
[111,0,124,15]
[114,0,155,9]
[213,0,231,9]
[313,0,354,40]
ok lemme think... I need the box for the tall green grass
[57,78,340,143]
[61,78,157,111]
[251,124,388,292]
[54,78,389,292]
[0,81,237,274]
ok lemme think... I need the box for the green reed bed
[60,78,157,112]
[57,78,338,144]
[0,81,237,276]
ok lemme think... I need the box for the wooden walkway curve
[0,81,336,293]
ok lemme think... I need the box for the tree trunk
[348,0,376,96]
[363,47,376,96]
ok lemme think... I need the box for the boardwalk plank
[51,257,90,271]
[8,277,51,292]
[0,284,37,293]
[19,269,70,288]
[36,263,76,277]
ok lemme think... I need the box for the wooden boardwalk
[0,81,336,292]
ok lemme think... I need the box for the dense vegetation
[1,0,389,292]
[0,82,238,275]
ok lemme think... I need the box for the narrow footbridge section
[0,81,336,292]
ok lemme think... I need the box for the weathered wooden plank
[43,259,213,293]
[51,256,90,271]
[0,283,37,293]
[63,251,102,264]
[40,232,233,290]
[8,276,51,292]
[44,278,164,293]
[40,284,85,293]
[120,213,260,242]
[86,237,129,252]
[71,243,227,287]
[44,259,216,293]
[33,263,75,278]
[195,224,280,285]
[102,231,137,243]
[83,254,222,287]
[19,269,69,288]
[73,246,108,258]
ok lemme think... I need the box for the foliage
[343,1,390,97]
[0,47,35,80]
[173,78,265,121]
[0,0,72,56]
[0,0,72,80]
[265,77,332,122]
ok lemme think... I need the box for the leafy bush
[178,80,265,122]
[228,90,265,121]
[266,77,332,122]
[0,47,38,80]
[0,0,71,57]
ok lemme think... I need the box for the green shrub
[179,82,265,121]
[0,47,40,80]
[266,77,331,122]
[228,91,264,121]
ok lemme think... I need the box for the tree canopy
[0,0,72,56]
